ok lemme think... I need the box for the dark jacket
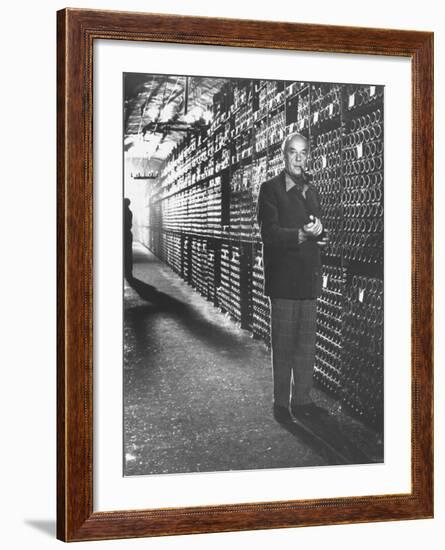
[256,170,323,299]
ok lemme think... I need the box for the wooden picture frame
[57,8,433,542]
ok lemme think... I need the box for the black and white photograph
[1,0,440,546]
[123,74,384,476]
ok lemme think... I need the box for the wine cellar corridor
[123,76,385,475]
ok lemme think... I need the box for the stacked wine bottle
[142,79,384,430]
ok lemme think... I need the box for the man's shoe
[291,402,329,420]
[273,404,294,425]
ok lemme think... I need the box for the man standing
[124,198,134,281]
[257,133,329,424]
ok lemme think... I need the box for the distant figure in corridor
[124,198,133,281]
[256,132,330,425]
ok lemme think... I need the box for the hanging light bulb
[160,103,175,122]
[202,108,213,125]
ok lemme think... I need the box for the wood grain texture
[56,8,434,542]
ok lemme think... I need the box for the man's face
[284,135,308,177]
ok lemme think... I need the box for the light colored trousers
[270,298,317,408]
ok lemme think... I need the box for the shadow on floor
[125,277,255,359]
[127,276,187,313]
[276,417,351,465]
[24,519,56,538]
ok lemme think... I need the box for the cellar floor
[123,242,383,476]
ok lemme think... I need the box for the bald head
[282,133,309,177]
[281,132,308,154]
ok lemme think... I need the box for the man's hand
[303,216,323,238]
[316,231,329,248]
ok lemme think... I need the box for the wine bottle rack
[137,79,384,429]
